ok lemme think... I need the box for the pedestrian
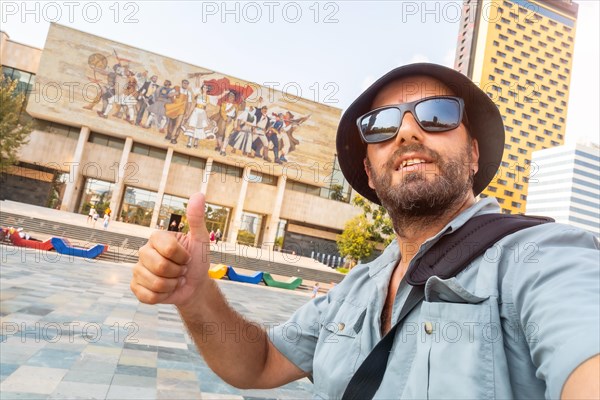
[103,213,110,230]
[105,206,111,217]
[131,63,599,399]
[209,230,215,242]
[215,228,222,244]
[168,220,178,232]
[87,205,96,224]
[311,282,320,299]
[92,211,99,228]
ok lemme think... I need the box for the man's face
[151,76,158,83]
[182,80,189,89]
[364,76,479,218]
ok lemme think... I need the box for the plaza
[0,248,314,399]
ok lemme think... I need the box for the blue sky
[2,1,598,145]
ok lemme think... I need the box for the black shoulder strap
[341,213,553,400]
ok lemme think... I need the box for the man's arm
[130,193,306,388]
[561,355,600,400]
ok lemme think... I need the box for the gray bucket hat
[336,63,505,205]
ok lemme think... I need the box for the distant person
[215,228,222,244]
[87,206,96,224]
[159,219,165,230]
[103,213,110,230]
[92,211,99,228]
[105,207,112,217]
[311,282,320,299]
[168,221,178,232]
[209,230,215,242]
[178,221,185,232]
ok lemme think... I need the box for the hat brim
[336,63,505,205]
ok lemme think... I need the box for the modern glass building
[455,0,579,214]
[526,142,599,236]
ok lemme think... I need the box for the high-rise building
[526,142,599,236]
[455,0,579,214]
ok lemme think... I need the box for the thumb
[186,193,208,242]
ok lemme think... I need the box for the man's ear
[364,158,376,190]
[470,138,480,175]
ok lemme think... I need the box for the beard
[366,142,474,235]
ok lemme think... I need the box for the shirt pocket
[313,300,367,399]
[417,278,498,400]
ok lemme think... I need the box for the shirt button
[338,323,345,331]
[424,321,433,335]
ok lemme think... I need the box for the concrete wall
[0,32,42,73]
[280,190,360,231]
[17,130,78,169]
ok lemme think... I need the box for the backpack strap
[341,213,553,400]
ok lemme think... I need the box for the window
[537,118,546,125]
[523,35,532,42]
[508,154,518,161]
[498,179,508,186]
[36,120,80,140]
[131,143,167,159]
[171,153,206,169]
[488,186,497,192]
[212,162,243,178]
[514,183,523,190]
[518,68,528,75]
[88,132,125,149]
[518,148,527,155]
[506,108,516,115]
[522,113,531,120]
[121,187,158,227]
[504,190,514,196]
[510,137,520,143]
[520,130,529,137]
[526,142,536,148]
[77,178,114,215]
[514,119,522,126]
[247,171,277,186]
[511,201,521,208]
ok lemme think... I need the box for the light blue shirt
[269,198,600,399]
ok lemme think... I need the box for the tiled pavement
[0,246,314,399]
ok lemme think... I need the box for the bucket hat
[336,63,505,205]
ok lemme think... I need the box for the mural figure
[81,50,311,164]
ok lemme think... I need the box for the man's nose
[392,111,426,145]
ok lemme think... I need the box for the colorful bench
[8,232,54,251]
[262,272,303,290]
[50,237,108,259]
[208,264,228,279]
[226,266,263,284]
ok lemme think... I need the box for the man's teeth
[400,159,426,169]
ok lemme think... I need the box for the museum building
[0,24,360,261]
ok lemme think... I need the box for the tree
[336,194,395,266]
[336,214,374,266]
[352,194,395,246]
[0,76,32,174]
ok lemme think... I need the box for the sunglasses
[356,96,465,144]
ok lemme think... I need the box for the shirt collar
[367,197,501,278]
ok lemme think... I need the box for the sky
[2,0,598,145]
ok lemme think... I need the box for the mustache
[383,143,442,170]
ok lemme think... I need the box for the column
[200,157,214,195]
[262,174,287,246]
[150,147,174,229]
[226,166,251,243]
[60,126,90,212]
[108,137,133,220]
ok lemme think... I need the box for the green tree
[336,214,374,266]
[352,194,395,246]
[1,76,32,174]
[336,194,395,266]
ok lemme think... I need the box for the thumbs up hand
[131,193,211,307]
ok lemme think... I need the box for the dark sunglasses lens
[415,98,461,131]
[359,108,402,143]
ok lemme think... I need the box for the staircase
[0,211,346,284]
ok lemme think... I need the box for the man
[135,74,159,126]
[165,79,194,144]
[130,63,599,399]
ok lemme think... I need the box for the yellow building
[455,0,578,214]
